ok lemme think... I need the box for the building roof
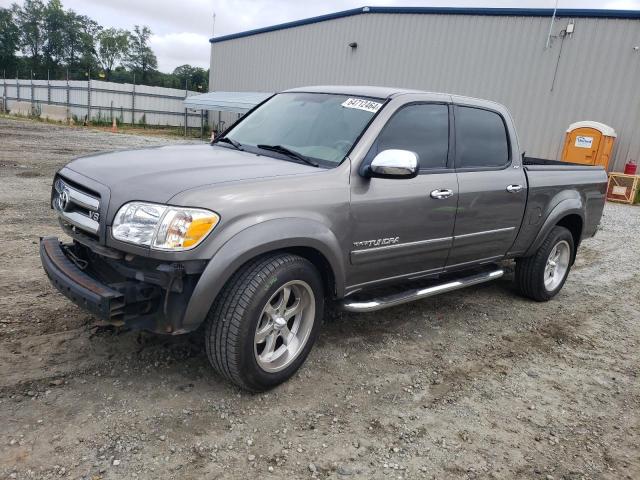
[183,91,273,112]
[210,6,640,43]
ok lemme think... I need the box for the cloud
[63,0,215,35]
[603,0,640,8]
[149,32,210,73]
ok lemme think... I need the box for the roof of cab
[282,85,508,111]
[283,85,424,99]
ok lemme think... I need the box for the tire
[204,253,324,391]
[515,226,575,302]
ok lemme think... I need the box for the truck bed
[509,157,608,256]
[523,156,604,170]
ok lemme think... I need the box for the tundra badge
[353,237,400,248]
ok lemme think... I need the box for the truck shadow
[4,274,583,402]
[114,277,520,357]
[319,277,520,345]
[28,276,526,393]
[185,279,510,358]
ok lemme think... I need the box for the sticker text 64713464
[341,98,383,113]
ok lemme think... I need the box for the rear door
[446,103,527,268]
[348,98,458,289]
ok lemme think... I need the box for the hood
[65,144,320,205]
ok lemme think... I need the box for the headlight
[112,202,220,250]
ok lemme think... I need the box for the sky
[2,0,640,72]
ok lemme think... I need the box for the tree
[190,68,208,91]
[75,14,101,75]
[0,8,20,73]
[125,25,157,83]
[62,11,87,69]
[173,64,194,79]
[173,64,209,91]
[42,0,67,71]
[12,0,45,72]
[97,28,129,80]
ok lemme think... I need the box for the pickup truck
[40,86,607,391]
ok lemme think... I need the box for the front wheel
[204,253,324,391]
[515,226,574,302]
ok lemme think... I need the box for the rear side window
[372,104,449,170]
[455,106,509,168]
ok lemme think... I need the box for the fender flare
[524,196,584,258]
[179,218,346,332]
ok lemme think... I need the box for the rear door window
[454,106,510,169]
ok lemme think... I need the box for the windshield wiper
[257,144,319,167]
[214,136,244,151]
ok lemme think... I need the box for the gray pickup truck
[40,86,607,390]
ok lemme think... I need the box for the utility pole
[2,70,6,113]
[87,69,91,123]
[66,69,70,122]
[184,78,188,137]
[30,70,34,115]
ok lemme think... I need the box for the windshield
[224,92,384,165]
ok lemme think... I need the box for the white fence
[0,78,206,129]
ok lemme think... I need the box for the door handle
[506,184,524,193]
[430,189,454,199]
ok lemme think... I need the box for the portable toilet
[561,121,616,169]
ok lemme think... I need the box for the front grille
[52,177,101,236]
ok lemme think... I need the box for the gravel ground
[0,116,638,480]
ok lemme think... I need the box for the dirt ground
[0,116,638,480]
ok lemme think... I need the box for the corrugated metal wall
[0,79,203,127]
[210,13,640,171]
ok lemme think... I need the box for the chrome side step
[340,268,504,313]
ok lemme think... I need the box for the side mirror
[366,149,419,179]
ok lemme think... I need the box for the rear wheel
[204,253,324,391]
[515,226,574,302]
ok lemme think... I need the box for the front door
[446,104,527,268]
[348,101,458,290]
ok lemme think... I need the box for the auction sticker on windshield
[341,98,383,113]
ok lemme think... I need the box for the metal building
[209,6,640,171]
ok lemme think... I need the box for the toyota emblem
[59,189,70,211]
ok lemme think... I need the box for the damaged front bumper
[39,235,206,334]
